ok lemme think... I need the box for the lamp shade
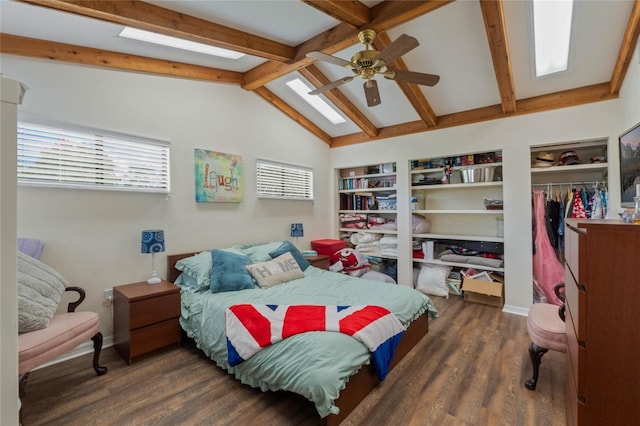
[290,223,304,238]
[141,230,165,253]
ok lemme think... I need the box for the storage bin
[311,239,346,257]
[340,167,366,177]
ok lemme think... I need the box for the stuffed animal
[329,248,370,277]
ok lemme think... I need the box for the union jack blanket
[225,304,405,381]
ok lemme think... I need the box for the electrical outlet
[103,289,113,301]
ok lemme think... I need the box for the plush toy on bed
[329,248,370,277]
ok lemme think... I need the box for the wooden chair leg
[91,332,108,376]
[19,373,29,398]
[525,342,548,390]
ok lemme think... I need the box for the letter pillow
[225,304,406,381]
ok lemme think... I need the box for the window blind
[17,122,170,193]
[256,160,313,200]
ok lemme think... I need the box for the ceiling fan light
[118,27,244,60]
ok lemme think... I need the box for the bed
[167,242,438,425]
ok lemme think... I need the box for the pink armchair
[524,284,565,390]
[18,286,107,397]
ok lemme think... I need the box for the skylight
[533,0,574,77]
[118,27,244,60]
[286,78,346,124]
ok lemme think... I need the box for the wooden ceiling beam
[330,82,617,147]
[0,33,243,84]
[479,0,516,114]
[367,0,454,32]
[17,0,294,62]
[298,65,379,138]
[242,0,454,90]
[242,23,360,91]
[301,1,370,28]
[253,87,332,145]
[373,32,438,127]
[609,0,640,94]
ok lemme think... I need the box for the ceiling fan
[306,29,440,107]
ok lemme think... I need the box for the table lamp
[141,229,165,284]
[290,223,304,238]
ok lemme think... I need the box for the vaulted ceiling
[1,0,639,148]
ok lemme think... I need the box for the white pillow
[246,252,304,288]
[17,251,68,333]
[416,264,451,298]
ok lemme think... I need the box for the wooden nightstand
[305,255,330,270]
[113,280,180,364]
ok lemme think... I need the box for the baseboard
[33,334,114,371]
[503,304,529,317]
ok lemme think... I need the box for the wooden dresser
[564,219,640,426]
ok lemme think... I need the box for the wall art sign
[194,149,243,202]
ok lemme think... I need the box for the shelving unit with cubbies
[410,151,505,275]
[337,163,398,261]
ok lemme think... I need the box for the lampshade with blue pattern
[141,230,165,254]
[290,223,304,238]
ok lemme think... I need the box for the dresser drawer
[565,304,585,399]
[129,319,181,358]
[565,350,577,426]
[565,350,586,426]
[564,223,586,285]
[564,266,585,342]
[130,292,181,329]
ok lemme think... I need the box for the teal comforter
[180,266,438,418]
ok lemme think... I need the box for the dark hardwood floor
[20,296,566,425]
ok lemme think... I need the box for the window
[17,121,170,193]
[256,160,313,200]
[532,0,574,77]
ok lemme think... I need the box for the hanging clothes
[545,198,561,249]
[532,190,564,306]
[592,189,603,219]
[557,198,566,253]
[572,189,586,218]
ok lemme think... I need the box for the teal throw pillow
[269,240,311,271]
[210,249,255,293]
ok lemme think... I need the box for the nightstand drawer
[130,292,180,329]
[129,319,181,358]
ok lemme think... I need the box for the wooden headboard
[166,252,199,283]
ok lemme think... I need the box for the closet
[529,139,608,303]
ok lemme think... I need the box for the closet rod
[531,181,605,187]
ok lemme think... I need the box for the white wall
[619,42,640,140]
[1,56,331,339]
[331,93,630,312]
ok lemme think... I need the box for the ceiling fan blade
[363,80,381,107]
[308,76,354,95]
[306,51,356,68]
[385,69,440,86]
[373,34,419,66]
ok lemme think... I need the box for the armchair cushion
[527,303,566,352]
[17,251,68,333]
[18,311,99,375]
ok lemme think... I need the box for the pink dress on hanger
[532,190,564,305]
